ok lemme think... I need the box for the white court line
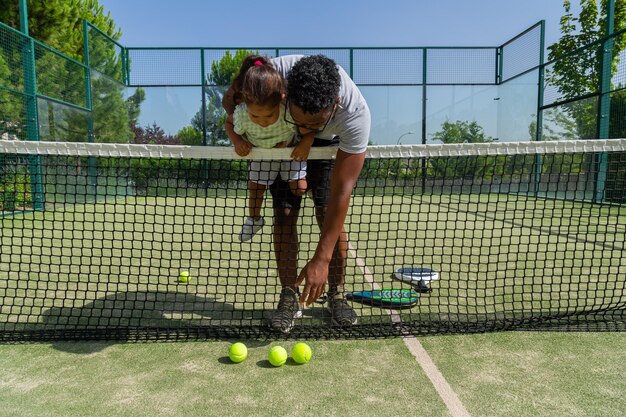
[349,243,471,417]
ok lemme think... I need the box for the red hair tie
[254,60,263,66]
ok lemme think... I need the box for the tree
[546,0,626,199]
[177,126,202,146]
[209,50,252,86]
[133,122,179,145]
[0,0,121,60]
[0,0,141,144]
[431,120,494,144]
[191,49,255,146]
[546,0,626,139]
[127,88,145,128]
[428,120,508,180]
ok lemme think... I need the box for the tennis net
[1,139,625,341]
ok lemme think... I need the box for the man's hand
[296,257,329,305]
[233,138,252,156]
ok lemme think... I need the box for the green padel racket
[347,288,419,308]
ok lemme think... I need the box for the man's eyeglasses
[283,99,337,134]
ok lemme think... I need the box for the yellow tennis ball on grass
[179,271,190,283]
[291,342,312,364]
[268,346,288,367]
[228,342,248,363]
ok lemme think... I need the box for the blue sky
[101,0,578,48]
[97,0,582,143]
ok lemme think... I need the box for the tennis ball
[268,346,288,367]
[179,271,190,283]
[228,342,248,363]
[291,342,312,364]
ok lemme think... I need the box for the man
[223,55,371,333]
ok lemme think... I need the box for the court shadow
[255,359,277,369]
[218,356,239,365]
[301,305,329,322]
[38,291,265,354]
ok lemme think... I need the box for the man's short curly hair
[287,55,340,114]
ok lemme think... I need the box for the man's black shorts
[269,138,337,210]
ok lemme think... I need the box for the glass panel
[0,90,28,140]
[37,98,89,142]
[91,70,132,143]
[131,86,204,142]
[541,96,598,140]
[497,70,538,141]
[426,85,499,143]
[360,86,421,145]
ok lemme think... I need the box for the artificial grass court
[2,192,624,335]
[1,333,625,416]
[1,180,625,415]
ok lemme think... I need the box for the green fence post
[496,46,502,84]
[594,0,615,203]
[125,48,131,84]
[83,21,97,189]
[121,44,128,85]
[421,48,427,194]
[200,48,209,186]
[349,48,353,79]
[20,0,44,211]
[534,20,546,196]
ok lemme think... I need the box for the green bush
[0,168,32,212]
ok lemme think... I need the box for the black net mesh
[501,23,542,83]
[426,48,496,85]
[34,41,86,108]
[352,49,423,85]
[0,140,625,342]
[86,25,124,84]
[126,49,202,87]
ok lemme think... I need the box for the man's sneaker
[327,286,358,326]
[270,287,303,334]
[239,216,265,242]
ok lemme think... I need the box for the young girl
[225,55,314,242]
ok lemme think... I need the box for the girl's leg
[284,159,307,197]
[248,180,267,219]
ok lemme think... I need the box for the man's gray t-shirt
[271,55,371,154]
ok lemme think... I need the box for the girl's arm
[226,113,252,157]
[291,132,315,161]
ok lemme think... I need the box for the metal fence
[1,15,626,206]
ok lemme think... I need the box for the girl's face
[246,103,279,127]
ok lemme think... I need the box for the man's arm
[221,86,237,115]
[297,149,365,305]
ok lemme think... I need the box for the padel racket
[392,267,439,293]
[347,288,419,308]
